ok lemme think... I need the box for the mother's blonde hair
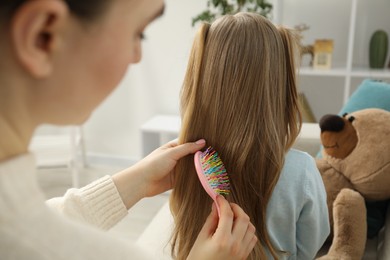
[170,12,302,259]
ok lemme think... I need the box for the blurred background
[33,0,390,171]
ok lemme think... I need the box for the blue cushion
[316,79,390,158]
[339,79,390,115]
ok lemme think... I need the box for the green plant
[192,0,273,26]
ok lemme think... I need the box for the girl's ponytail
[180,23,210,140]
[171,22,210,259]
[278,27,302,149]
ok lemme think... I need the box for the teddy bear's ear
[319,114,345,133]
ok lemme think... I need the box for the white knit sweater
[0,153,152,259]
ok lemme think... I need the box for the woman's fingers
[230,203,251,240]
[229,202,256,257]
[197,202,219,240]
[244,233,258,258]
[242,222,257,256]
[162,138,179,148]
[213,195,234,241]
[162,139,206,160]
[135,138,206,198]
[191,198,257,260]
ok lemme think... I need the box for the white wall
[35,0,390,163]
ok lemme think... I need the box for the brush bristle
[199,146,230,195]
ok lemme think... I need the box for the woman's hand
[134,138,206,197]
[188,196,258,260]
[112,139,206,209]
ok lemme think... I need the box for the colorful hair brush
[194,146,230,216]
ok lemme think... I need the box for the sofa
[136,122,390,259]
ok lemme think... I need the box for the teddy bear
[315,108,390,260]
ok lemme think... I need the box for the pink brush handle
[194,151,220,217]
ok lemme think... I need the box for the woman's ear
[11,0,68,78]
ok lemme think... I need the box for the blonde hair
[170,12,302,259]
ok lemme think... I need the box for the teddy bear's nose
[319,114,345,133]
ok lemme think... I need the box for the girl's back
[266,149,329,259]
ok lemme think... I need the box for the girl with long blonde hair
[170,12,329,259]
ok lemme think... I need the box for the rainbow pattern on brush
[194,146,230,216]
[198,147,230,195]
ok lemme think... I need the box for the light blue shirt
[265,149,330,259]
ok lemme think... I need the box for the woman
[0,0,257,259]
